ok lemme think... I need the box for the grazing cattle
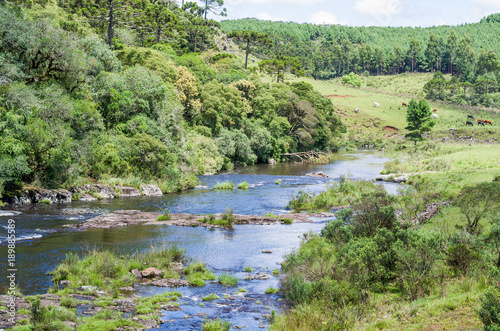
[478,119,485,126]
[433,108,438,112]
[484,119,493,126]
[402,102,407,107]
[467,114,474,120]
[354,108,359,113]
[373,102,380,107]
[431,114,439,119]
[466,121,473,126]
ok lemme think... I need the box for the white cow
[431,114,439,119]
[355,108,359,113]
[373,102,380,107]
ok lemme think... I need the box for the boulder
[115,186,141,197]
[393,174,409,183]
[170,262,183,275]
[140,184,163,196]
[305,172,328,178]
[245,273,270,280]
[268,158,276,165]
[142,267,163,278]
[72,184,116,199]
[5,188,72,205]
[151,279,190,287]
[162,304,183,311]
[78,193,97,202]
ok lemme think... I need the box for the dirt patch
[65,210,336,230]
[324,94,352,98]
[384,126,399,132]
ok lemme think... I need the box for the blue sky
[208,0,500,27]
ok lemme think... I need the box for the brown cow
[402,102,407,107]
[484,119,493,126]
[433,108,438,112]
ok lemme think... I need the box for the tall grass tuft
[213,181,234,190]
[202,318,232,331]
[237,181,249,189]
[218,273,238,286]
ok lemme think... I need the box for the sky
[206,0,500,27]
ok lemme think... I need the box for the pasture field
[290,74,500,148]
[272,74,500,331]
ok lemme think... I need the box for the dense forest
[221,16,500,80]
[0,1,345,200]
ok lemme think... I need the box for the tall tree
[259,55,302,83]
[407,37,420,72]
[200,0,226,20]
[405,99,436,144]
[144,2,178,44]
[58,0,138,47]
[227,31,271,69]
[446,31,457,75]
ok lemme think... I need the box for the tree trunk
[245,40,250,69]
[204,0,208,20]
[107,0,114,48]
[497,249,500,268]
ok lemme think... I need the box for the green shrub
[218,273,238,287]
[237,181,249,189]
[213,181,234,190]
[39,198,52,204]
[280,218,293,224]
[157,211,171,221]
[244,267,252,272]
[479,287,500,331]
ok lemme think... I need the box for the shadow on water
[0,150,401,329]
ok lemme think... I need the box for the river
[0,150,398,330]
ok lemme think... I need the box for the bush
[202,294,220,301]
[479,287,500,331]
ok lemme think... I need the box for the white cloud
[256,12,287,21]
[309,11,347,25]
[468,0,500,10]
[354,0,404,16]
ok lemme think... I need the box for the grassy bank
[273,174,500,330]
[11,244,219,330]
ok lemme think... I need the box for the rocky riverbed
[64,210,337,230]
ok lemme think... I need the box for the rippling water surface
[0,150,398,330]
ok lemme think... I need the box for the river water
[0,150,398,330]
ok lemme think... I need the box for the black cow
[466,121,473,126]
[467,115,474,120]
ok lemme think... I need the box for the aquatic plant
[156,210,171,221]
[202,294,220,301]
[244,267,252,272]
[218,273,238,287]
[265,286,280,294]
[202,317,232,331]
[280,218,293,224]
[213,181,234,190]
[237,181,249,189]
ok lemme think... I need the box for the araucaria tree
[405,99,435,143]
[227,31,271,69]
[199,0,226,20]
[259,55,302,83]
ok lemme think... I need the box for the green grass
[264,286,280,294]
[183,260,216,287]
[135,292,181,315]
[280,218,293,224]
[50,243,185,295]
[244,267,252,272]
[264,212,278,218]
[272,269,280,276]
[39,198,52,204]
[237,181,249,189]
[213,181,234,190]
[157,212,171,221]
[202,317,232,331]
[202,294,220,301]
[199,209,236,229]
[275,179,282,184]
[218,273,238,287]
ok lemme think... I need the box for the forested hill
[221,16,500,54]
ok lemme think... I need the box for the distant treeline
[221,15,500,82]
